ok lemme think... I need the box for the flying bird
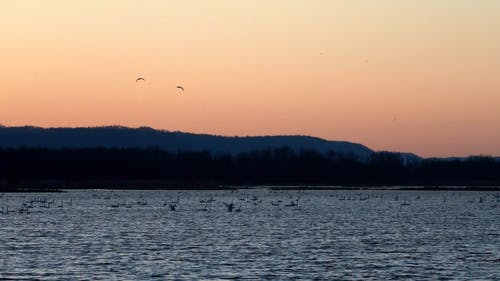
[176,86,184,91]
[136,77,145,82]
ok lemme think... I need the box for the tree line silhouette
[1,147,499,189]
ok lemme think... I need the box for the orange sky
[1,1,499,157]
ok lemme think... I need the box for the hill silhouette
[0,126,374,159]
[1,126,500,190]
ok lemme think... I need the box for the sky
[1,0,499,157]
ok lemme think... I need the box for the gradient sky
[1,0,499,157]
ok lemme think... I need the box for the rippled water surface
[1,189,499,280]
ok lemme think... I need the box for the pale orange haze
[1,1,500,157]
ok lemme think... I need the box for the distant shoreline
[1,182,499,192]
[2,146,500,191]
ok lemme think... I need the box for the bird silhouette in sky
[176,86,184,91]
[136,77,145,82]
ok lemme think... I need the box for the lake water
[1,189,499,280]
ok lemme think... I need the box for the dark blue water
[1,189,499,280]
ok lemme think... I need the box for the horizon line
[2,124,499,159]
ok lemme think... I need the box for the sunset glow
[1,0,499,157]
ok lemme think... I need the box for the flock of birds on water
[0,190,499,216]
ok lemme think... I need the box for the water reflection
[0,189,499,280]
